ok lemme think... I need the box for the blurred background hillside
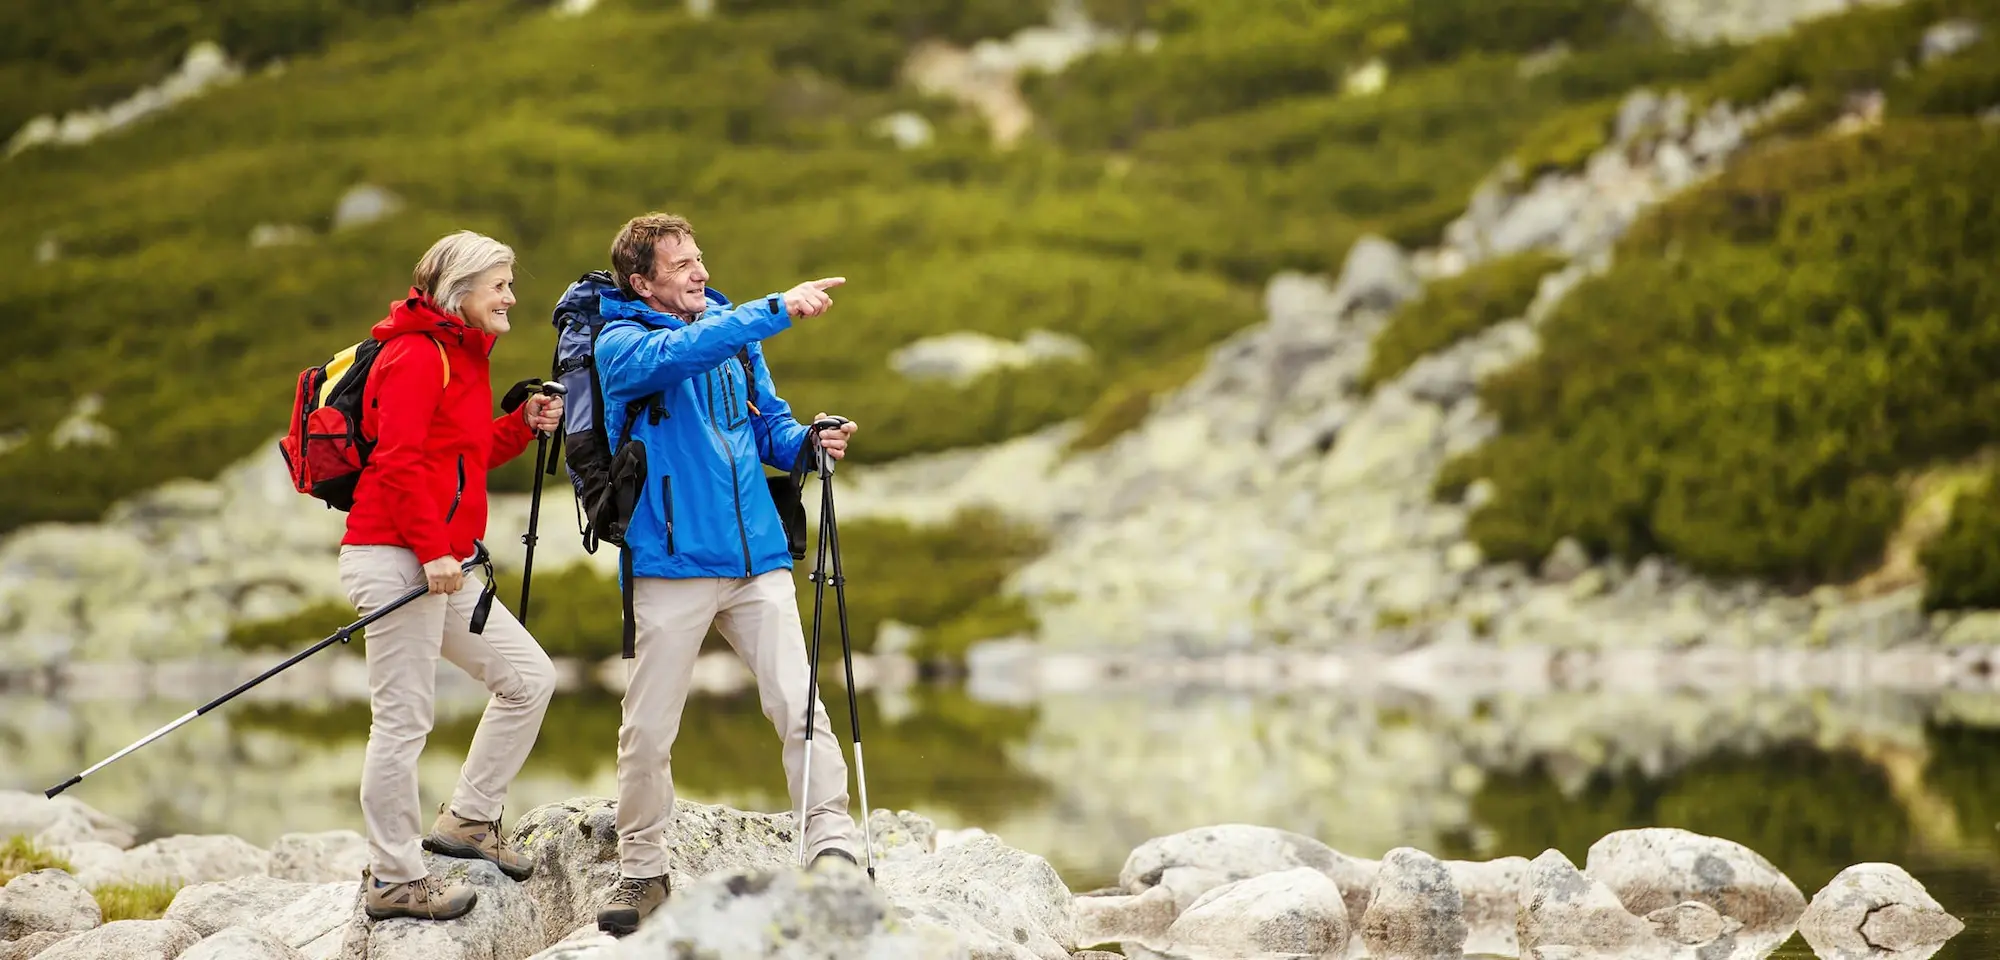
[7,0,2000,953]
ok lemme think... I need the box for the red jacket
[342,291,537,564]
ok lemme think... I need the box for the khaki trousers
[339,545,558,883]
[616,570,861,877]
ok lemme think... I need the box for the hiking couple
[336,215,863,936]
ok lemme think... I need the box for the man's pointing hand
[782,277,845,318]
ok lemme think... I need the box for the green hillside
[8,0,2000,637]
[2,0,1740,535]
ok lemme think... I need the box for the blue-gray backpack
[546,270,734,554]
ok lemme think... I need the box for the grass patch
[92,882,183,922]
[1439,119,2000,585]
[1,836,178,921]
[0,835,75,885]
[1361,251,1565,390]
[1921,469,2000,610]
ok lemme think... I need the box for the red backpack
[279,336,447,511]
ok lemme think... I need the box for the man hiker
[590,212,865,936]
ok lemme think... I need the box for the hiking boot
[422,804,533,881]
[597,874,670,937]
[812,847,858,868]
[362,869,478,922]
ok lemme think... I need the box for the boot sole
[365,892,478,923]
[598,911,641,937]
[422,835,534,881]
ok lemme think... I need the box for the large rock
[508,797,792,944]
[1584,828,1806,930]
[162,874,354,957]
[1517,849,1655,953]
[876,833,1075,959]
[336,857,542,960]
[107,834,271,888]
[1331,235,1421,316]
[0,792,137,849]
[1161,867,1350,959]
[1118,823,1378,920]
[1646,901,1742,945]
[1798,863,1965,956]
[35,918,203,960]
[0,870,100,940]
[865,810,937,864]
[0,931,74,959]
[606,859,967,958]
[1356,847,1465,957]
[270,831,369,883]
[181,925,309,960]
[1448,856,1530,955]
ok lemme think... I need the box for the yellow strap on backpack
[316,338,449,406]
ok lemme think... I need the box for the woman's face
[460,264,516,334]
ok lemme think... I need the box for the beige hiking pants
[617,570,862,877]
[339,545,558,883]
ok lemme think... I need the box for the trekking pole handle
[810,417,849,477]
[539,381,568,398]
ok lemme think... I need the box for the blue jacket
[594,289,813,580]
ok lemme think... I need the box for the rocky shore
[0,789,1966,959]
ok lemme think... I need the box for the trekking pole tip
[45,775,81,798]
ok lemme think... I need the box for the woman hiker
[338,230,564,921]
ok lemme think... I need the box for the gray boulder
[1448,856,1530,955]
[162,874,352,958]
[105,834,270,888]
[1645,900,1742,945]
[1516,849,1654,953]
[0,870,100,940]
[0,792,136,850]
[1331,235,1421,316]
[1584,828,1805,929]
[1357,847,1465,957]
[0,931,75,959]
[1798,862,1965,956]
[876,833,1074,959]
[181,925,309,960]
[36,918,202,960]
[606,859,966,959]
[1162,867,1350,959]
[866,810,937,864]
[1073,886,1176,949]
[1118,823,1378,920]
[335,857,542,960]
[270,831,369,884]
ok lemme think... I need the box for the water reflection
[4,675,1998,959]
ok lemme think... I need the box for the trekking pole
[793,417,876,880]
[44,540,491,799]
[519,380,568,627]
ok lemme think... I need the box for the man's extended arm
[596,298,793,398]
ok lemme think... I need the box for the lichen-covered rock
[866,810,937,863]
[508,796,792,946]
[105,834,271,888]
[270,831,369,883]
[336,856,542,960]
[1162,867,1350,959]
[0,930,75,959]
[606,859,967,959]
[1799,862,1966,956]
[35,918,202,960]
[1118,824,1378,920]
[181,925,309,960]
[1357,847,1465,956]
[877,834,1074,959]
[1517,849,1654,954]
[1584,828,1805,929]
[0,870,100,941]
[162,874,352,958]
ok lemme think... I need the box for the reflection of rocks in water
[986,685,2000,892]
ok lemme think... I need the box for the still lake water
[4,659,1997,959]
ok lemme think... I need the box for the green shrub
[1065,348,1212,454]
[225,599,363,652]
[1440,120,2000,584]
[1696,0,2000,112]
[1512,98,1619,174]
[1362,251,1564,389]
[1921,474,2000,609]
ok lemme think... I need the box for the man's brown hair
[609,213,696,298]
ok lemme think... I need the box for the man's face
[633,235,709,318]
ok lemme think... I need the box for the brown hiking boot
[596,874,670,937]
[422,804,533,881]
[362,869,478,922]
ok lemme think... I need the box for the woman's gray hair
[413,230,515,317]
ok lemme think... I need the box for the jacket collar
[599,287,736,328]
[373,289,497,356]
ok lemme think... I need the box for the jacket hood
[372,288,492,353]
